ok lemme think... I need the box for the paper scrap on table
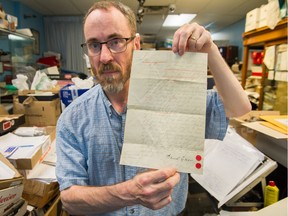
[120,50,207,174]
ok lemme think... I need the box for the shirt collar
[99,86,127,116]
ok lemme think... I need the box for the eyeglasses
[81,36,136,56]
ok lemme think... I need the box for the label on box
[0,184,23,212]
[3,121,12,131]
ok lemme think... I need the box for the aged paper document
[120,50,207,173]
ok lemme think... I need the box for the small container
[264,181,279,207]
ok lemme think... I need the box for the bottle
[264,181,279,207]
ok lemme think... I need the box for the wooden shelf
[241,18,288,110]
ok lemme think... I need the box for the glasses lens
[87,42,101,56]
[82,37,134,56]
[108,38,127,53]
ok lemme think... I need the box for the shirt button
[129,208,135,214]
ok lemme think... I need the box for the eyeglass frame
[81,36,136,56]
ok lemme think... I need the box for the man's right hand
[119,168,181,210]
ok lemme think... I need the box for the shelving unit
[0,28,34,82]
[0,28,34,112]
[241,18,288,111]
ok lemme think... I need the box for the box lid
[0,153,23,190]
[17,90,59,103]
[0,114,25,136]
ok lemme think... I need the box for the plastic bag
[72,76,94,89]
[31,70,57,90]
[11,74,29,90]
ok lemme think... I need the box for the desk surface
[220,197,288,216]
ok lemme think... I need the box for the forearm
[208,43,251,117]
[61,182,135,215]
[61,168,179,215]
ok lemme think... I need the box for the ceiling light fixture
[137,0,146,24]
[136,0,178,25]
[162,14,197,27]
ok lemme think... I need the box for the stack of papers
[190,128,275,207]
[25,140,57,182]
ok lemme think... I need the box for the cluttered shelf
[241,17,287,113]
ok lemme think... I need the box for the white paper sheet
[42,140,57,166]
[120,50,207,173]
[0,133,49,159]
[26,140,57,182]
[26,163,56,181]
[0,160,15,179]
[266,0,281,30]
[263,46,275,70]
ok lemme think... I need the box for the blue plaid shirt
[56,84,228,216]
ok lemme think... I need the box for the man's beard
[93,62,131,94]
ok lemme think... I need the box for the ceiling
[14,0,268,42]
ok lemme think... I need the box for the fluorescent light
[163,14,197,27]
[8,34,26,40]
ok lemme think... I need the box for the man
[56,1,251,216]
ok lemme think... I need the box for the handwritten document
[120,50,207,174]
[191,128,265,203]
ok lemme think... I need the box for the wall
[212,18,246,61]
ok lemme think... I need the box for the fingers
[136,167,178,185]
[130,168,180,210]
[172,22,212,55]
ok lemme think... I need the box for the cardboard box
[0,184,24,213]
[1,198,27,216]
[245,8,260,32]
[0,154,23,190]
[0,18,8,29]
[13,96,61,127]
[17,89,59,103]
[7,126,56,170]
[22,179,59,208]
[60,84,90,110]
[0,114,25,136]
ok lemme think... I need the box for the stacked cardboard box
[22,179,59,209]
[0,125,60,214]
[0,114,25,136]
[0,154,26,215]
[13,90,61,127]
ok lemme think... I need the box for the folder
[259,115,288,134]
